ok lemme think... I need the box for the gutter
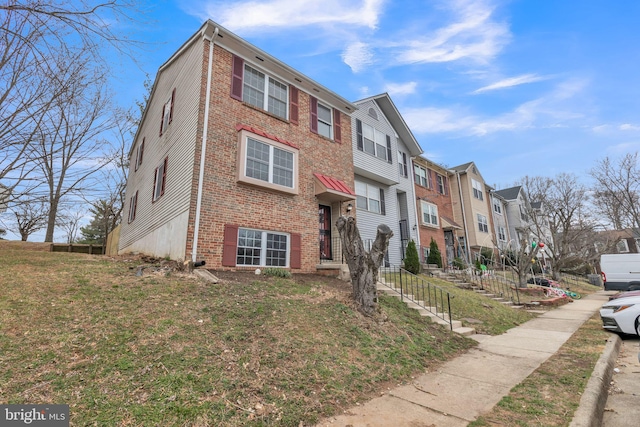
[191,26,218,263]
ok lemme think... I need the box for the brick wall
[185,40,354,273]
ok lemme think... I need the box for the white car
[600,295,640,336]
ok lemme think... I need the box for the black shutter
[380,188,386,215]
[356,119,363,151]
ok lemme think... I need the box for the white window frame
[493,198,502,214]
[398,151,408,177]
[362,122,388,161]
[317,102,333,139]
[477,214,488,233]
[128,190,138,223]
[236,129,299,195]
[355,180,381,214]
[153,158,167,202]
[134,138,144,172]
[236,228,290,267]
[617,239,630,253]
[243,64,288,120]
[414,165,428,187]
[436,174,445,194]
[498,226,506,242]
[161,96,172,134]
[472,179,484,201]
[420,201,439,227]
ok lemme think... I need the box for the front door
[319,205,332,260]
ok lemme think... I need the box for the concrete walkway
[316,291,611,427]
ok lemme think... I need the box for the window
[317,102,332,138]
[159,89,175,136]
[236,228,289,267]
[237,127,299,194]
[246,138,294,187]
[472,179,484,201]
[242,64,288,119]
[498,226,506,242]
[617,239,630,253]
[152,157,167,202]
[420,201,439,227]
[356,119,391,162]
[355,181,385,214]
[310,97,342,142]
[134,138,145,172]
[436,174,446,194]
[493,198,502,214]
[414,165,428,187]
[127,190,138,223]
[398,151,408,177]
[477,214,488,233]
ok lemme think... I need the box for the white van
[600,254,640,291]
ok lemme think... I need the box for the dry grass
[0,241,475,426]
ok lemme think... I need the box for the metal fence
[379,264,453,330]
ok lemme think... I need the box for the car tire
[636,317,640,337]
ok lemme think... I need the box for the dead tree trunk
[336,216,393,316]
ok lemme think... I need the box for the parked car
[609,290,640,300]
[600,295,640,336]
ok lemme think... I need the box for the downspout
[410,157,421,249]
[192,26,218,263]
[456,171,471,263]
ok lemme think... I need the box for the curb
[569,334,621,427]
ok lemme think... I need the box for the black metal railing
[443,265,521,305]
[379,264,453,330]
[318,236,344,264]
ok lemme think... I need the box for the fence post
[399,267,403,302]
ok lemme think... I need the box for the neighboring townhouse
[413,156,461,267]
[119,20,357,273]
[449,162,496,263]
[494,186,541,254]
[489,188,511,255]
[351,94,423,266]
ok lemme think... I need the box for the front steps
[376,281,476,336]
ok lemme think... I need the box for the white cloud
[394,0,510,65]
[384,81,417,96]
[342,41,374,73]
[200,0,384,31]
[402,107,477,134]
[620,123,640,131]
[473,74,547,93]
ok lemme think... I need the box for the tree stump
[336,216,393,316]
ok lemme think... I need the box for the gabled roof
[449,162,474,173]
[494,185,522,201]
[354,93,423,157]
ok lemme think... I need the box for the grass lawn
[0,242,478,426]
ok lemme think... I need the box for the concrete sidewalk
[316,291,611,427]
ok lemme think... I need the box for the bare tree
[30,52,115,242]
[11,197,48,241]
[57,207,85,244]
[503,234,541,287]
[336,216,393,316]
[0,1,141,193]
[520,173,597,280]
[590,153,640,229]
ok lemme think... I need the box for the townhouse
[119,20,357,273]
[351,94,423,266]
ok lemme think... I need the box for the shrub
[262,268,292,278]
[426,238,443,268]
[404,240,421,274]
[453,257,466,270]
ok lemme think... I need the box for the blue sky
[5,0,640,241]
[112,0,640,190]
